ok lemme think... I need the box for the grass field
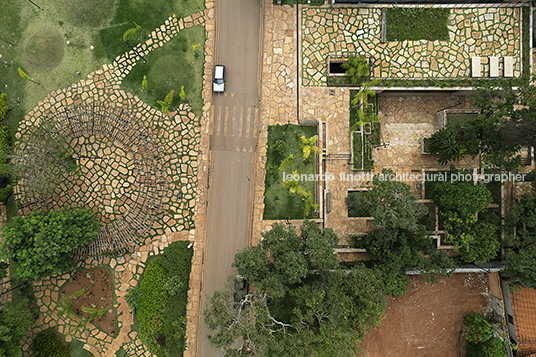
[263,125,317,220]
[121,26,206,117]
[386,8,450,42]
[0,0,205,138]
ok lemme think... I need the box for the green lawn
[264,125,318,220]
[386,8,450,42]
[352,131,375,170]
[120,26,206,117]
[0,0,205,137]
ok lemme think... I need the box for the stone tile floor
[302,6,522,86]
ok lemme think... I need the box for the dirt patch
[361,273,489,357]
[61,268,116,335]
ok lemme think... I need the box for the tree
[362,226,455,297]
[141,75,148,90]
[233,220,339,298]
[298,135,320,161]
[440,80,536,171]
[431,171,492,222]
[428,127,467,165]
[157,90,175,117]
[204,266,387,357]
[503,193,536,288]
[431,169,498,263]
[0,208,100,281]
[356,169,428,231]
[341,55,369,84]
[123,22,141,42]
[0,299,34,357]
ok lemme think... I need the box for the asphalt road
[196,0,262,355]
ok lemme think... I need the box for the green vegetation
[120,26,206,117]
[98,0,205,62]
[0,298,35,356]
[0,207,100,280]
[503,193,536,288]
[346,191,369,217]
[0,0,205,138]
[32,328,72,357]
[352,132,375,170]
[205,221,387,356]
[341,55,369,84]
[137,242,193,356]
[264,125,318,220]
[446,112,478,128]
[346,169,455,296]
[463,314,506,357]
[429,169,499,263]
[70,338,96,357]
[386,8,450,42]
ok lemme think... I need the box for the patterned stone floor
[301,6,522,86]
[12,3,216,356]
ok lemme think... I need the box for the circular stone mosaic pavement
[14,103,168,260]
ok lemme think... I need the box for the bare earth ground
[361,273,489,357]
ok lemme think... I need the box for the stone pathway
[301,6,522,86]
[13,2,216,356]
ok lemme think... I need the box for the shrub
[429,127,466,165]
[0,186,11,202]
[464,313,494,344]
[466,337,506,357]
[125,285,143,311]
[341,56,369,84]
[32,328,72,357]
[138,260,168,354]
[0,93,10,120]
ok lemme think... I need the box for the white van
[213,65,225,93]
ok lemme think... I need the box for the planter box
[363,122,372,135]
[421,137,433,154]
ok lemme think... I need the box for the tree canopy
[429,81,536,171]
[233,220,339,298]
[503,193,536,288]
[347,169,428,231]
[430,169,499,263]
[204,267,387,357]
[206,221,387,356]
[0,299,34,357]
[0,207,100,281]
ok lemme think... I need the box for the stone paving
[301,6,522,86]
[11,1,217,356]
[325,93,481,243]
[252,1,298,245]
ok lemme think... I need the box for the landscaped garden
[0,0,206,354]
[263,124,319,220]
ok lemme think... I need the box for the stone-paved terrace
[302,6,523,86]
[325,92,480,244]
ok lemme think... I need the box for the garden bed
[263,125,318,220]
[136,241,193,356]
[351,131,375,171]
[60,268,116,335]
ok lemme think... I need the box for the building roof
[511,286,536,356]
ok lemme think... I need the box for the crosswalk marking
[211,105,257,152]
